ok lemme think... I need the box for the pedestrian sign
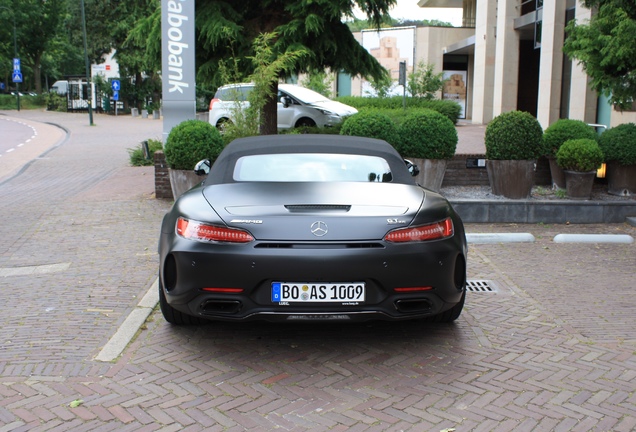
[12,72,22,83]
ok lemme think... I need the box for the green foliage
[365,70,394,98]
[485,111,544,160]
[407,62,446,100]
[556,138,604,172]
[340,112,399,145]
[128,139,163,167]
[345,17,453,32]
[164,120,225,170]
[300,70,334,98]
[543,119,598,157]
[0,94,45,110]
[564,2,636,109]
[598,122,636,165]
[395,109,457,159]
[45,92,67,112]
[335,96,462,124]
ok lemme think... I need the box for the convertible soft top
[204,135,416,185]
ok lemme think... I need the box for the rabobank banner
[161,0,196,139]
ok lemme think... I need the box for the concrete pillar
[568,2,597,124]
[471,0,497,124]
[492,0,520,117]
[537,1,567,129]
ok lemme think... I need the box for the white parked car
[208,83,358,130]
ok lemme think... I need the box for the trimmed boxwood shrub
[598,123,636,166]
[335,96,462,124]
[543,119,597,157]
[485,111,543,160]
[556,138,604,172]
[164,120,225,170]
[340,112,399,145]
[395,109,457,159]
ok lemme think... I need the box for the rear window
[216,85,252,101]
[233,153,393,182]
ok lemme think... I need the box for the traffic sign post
[111,80,121,116]
[12,58,20,111]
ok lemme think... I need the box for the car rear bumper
[159,236,466,322]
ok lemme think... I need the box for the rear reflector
[384,218,454,243]
[202,287,244,293]
[394,286,433,292]
[176,217,254,243]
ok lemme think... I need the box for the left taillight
[384,218,454,243]
[176,217,254,243]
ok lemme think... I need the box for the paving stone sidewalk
[0,110,634,431]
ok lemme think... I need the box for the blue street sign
[113,90,119,101]
[12,72,22,83]
[111,80,120,91]
[0,82,5,90]
[13,58,20,71]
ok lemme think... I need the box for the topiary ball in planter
[164,119,225,198]
[395,109,458,160]
[556,138,604,173]
[164,119,225,170]
[598,122,636,196]
[340,112,399,146]
[542,119,598,189]
[556,138,604,199]
[485,110,543,160]
[485,111,543,198]
[543,119,597,158]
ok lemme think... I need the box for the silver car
[208,83,358,129]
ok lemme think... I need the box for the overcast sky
[355,1,463,27]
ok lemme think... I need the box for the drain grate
[466,280,497,293]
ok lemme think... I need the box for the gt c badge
[310,221,328,237]
[387,218,406,225]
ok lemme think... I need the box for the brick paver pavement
[0,110,634,431]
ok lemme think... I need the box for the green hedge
[0,94,47,110]
[556,138,604,172]
[164,120,225,170]
[543,119,597,157]
[485,111,544,160]
[335,96,462,124]
[340,112,399,146]
[598,123,636,166]
[395,109,457,159]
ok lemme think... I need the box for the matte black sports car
[158,135,467,325]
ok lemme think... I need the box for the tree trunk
[260,81,278,135]
[34,53,42,94]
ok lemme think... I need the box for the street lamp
[80,0,93,125]
[0,5,20,111]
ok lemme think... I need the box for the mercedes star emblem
[310,221,328,237]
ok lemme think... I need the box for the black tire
[295,118,316,128]
[429,290,466,323]
[158,277,207,325]
[215,118,232,134]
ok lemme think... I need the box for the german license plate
[272,282,365,303]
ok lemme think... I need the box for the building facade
[349,0,636,129]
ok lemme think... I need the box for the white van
[209,83,357,130]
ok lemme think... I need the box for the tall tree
[194,0,395,134]
[564,1,636,109]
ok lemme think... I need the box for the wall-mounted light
[596,163,606,178]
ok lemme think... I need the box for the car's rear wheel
[215,118,232,134]
[295,118,316,128]
[158,276,207,325]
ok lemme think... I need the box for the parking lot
[0,110,634,431]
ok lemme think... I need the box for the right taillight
[384,218,454,243]
[209,98,220,110]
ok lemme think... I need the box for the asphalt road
[0,109,634,431]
